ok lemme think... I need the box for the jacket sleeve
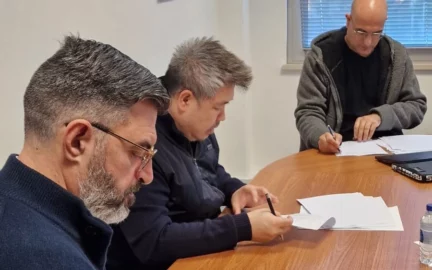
[209,134,245,205]
[371,53,427,131]
[294,51,331,149]
[118,162,252,267]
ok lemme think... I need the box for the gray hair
[24,35,170,141]
[161,37,252,99]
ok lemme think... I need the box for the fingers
[354,118,360,140]
[274,215,293,234]
[355,115,381,141]
[363,121,372,141]
[232,201,241,215]
[368,122,379,140]
[325,133,340,153]
[255,186,269,199]
[251,188,259,204]
[253,186,279,205]
[270,193,279,204]
[335,133,343,145]
[357,118,367,142]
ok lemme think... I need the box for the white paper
[297,193,402,230]
[282,213,336,230]
[297,205,403,231]
[379,135,432,154]
[331,206,403,231]
[297,193,369,228]
[336,140,388,156]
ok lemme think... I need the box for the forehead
[210,85,235,103]
[117,100,158,144]
[351,14,386,32]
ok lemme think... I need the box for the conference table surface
[170,149,432,270]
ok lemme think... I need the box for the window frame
[284,0,432,71]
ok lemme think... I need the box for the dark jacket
[0,155,113,270]
[107,114,252,270]
[295,27,427,151]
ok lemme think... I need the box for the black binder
[391,160,432,182]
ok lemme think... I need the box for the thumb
[335,133,343,145]
[232,201,241,215]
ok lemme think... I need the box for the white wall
[2,0,432,181]
[0,0,217,164]
[217,0,432,178]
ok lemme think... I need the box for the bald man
[295,0,427,153]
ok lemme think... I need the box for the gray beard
[79,149,140,224]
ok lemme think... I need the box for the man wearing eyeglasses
[107,37,293,270]
[0,36,169,269]
[295,0,426,153]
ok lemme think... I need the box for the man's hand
[354,114,381,141]
[247,208,293,242]
[318,132,342,154]
[231,185,278,214]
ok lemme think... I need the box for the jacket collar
[157,113,196,154]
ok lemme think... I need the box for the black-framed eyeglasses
[90,123,157,171]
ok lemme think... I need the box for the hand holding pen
[245,195,293,243]
[266,193,284,240]
[317,125,343,154]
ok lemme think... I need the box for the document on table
[295,205,403,231]
[335,135,432,156]
[281,213,336,230]
[379,135,432,154]
[336,140,388,157]
[289,192,403,231]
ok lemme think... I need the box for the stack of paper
[284,192,403,231]
[335,135,432,157]
[378,135,432,154]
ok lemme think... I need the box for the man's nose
[136,160,154,185]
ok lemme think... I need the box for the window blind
[300,0,432,48]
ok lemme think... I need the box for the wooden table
[170,150,432,270]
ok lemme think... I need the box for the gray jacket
[295,29,427,151]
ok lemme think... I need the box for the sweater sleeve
[294,51,331,149]
[371,51,427,131]
[118,164,252,267]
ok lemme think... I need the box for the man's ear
[176,89,194,112]
[63,120,95,163]
[345,14,351,27]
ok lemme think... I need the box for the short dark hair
[24,35,169,140]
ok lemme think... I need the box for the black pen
[265,193,284,240]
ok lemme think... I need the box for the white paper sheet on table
[297,205,403,231]
[297,193,369,228]
[336,140,388,157]
[378,135,432,154]
[295,193,403,231]
[281,213,336,230]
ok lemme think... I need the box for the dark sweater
[107,114,252,270]
[295,27,426,151]
[0,155,113,270]
[321,27,400,141]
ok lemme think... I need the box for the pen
[327,125,341,152]
[265,193,284,241]
[327,124,336,139]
